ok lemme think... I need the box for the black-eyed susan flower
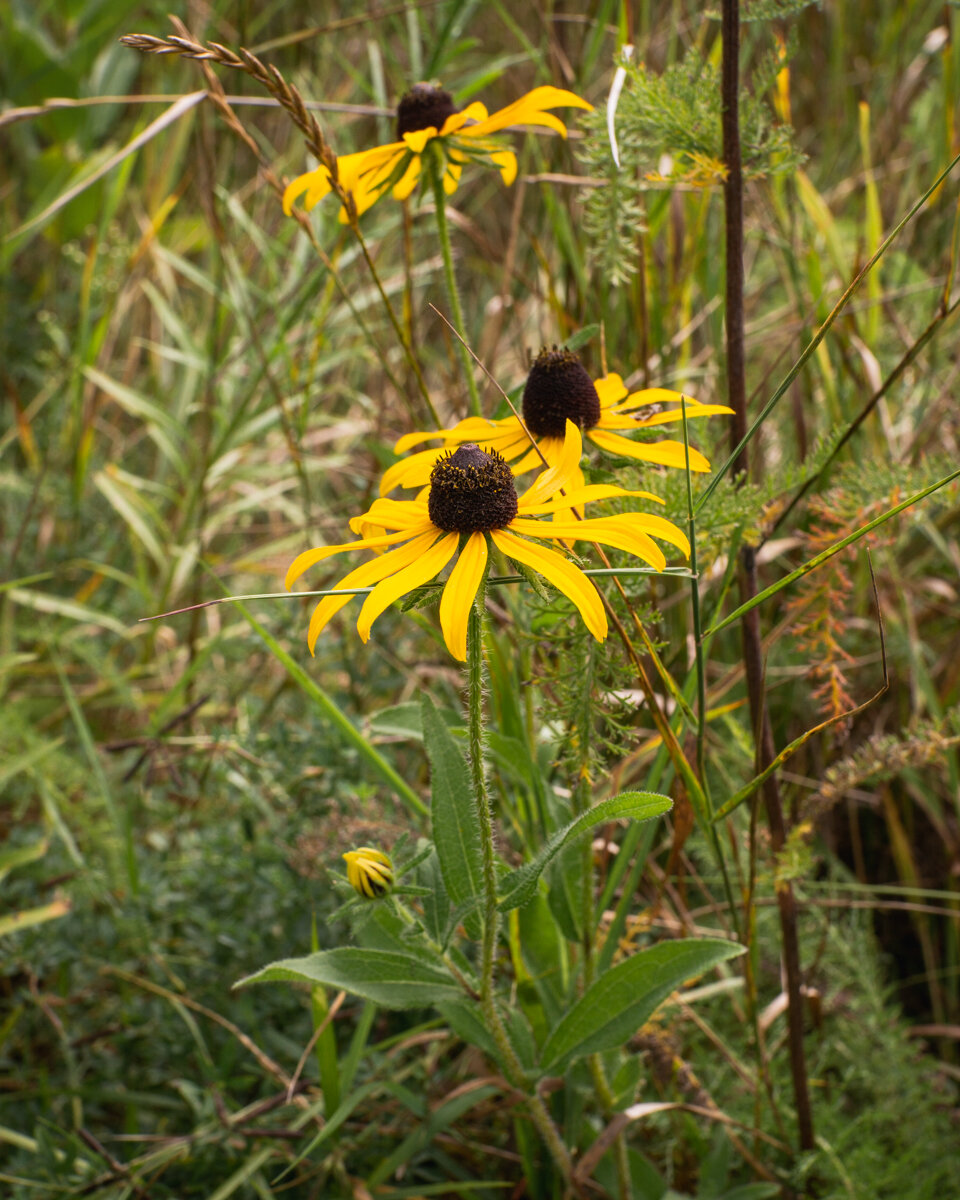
[285,422,688,662]
[379,346,734,496]
[343,847,394,899]
[282,83,591,222]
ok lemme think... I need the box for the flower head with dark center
[283,84,592,223]
[380,349,735,507]
[396,84,457,139]
[427,444,519,533]
[522,346,601,437]
[285,422,689,661]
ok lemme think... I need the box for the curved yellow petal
[517,422,582,507]
[443,159,463,194]
[305,531,440,653]
[506,516,666,571]
[347,497,430,534]
[605,512,690,557]
[588,429,712,472]
[403,127,439,154]
[394,414,516,454]
[610,398,735,427]
[380,448,446,496]
[594,372,628,408]
[519,484,664,515]
[489,149,518,185]
[286,525,431,590]
[283,168,328,215]
[392,153,422,200]
[438,531,488,660]
[357,532,459,642]
[491,528,606,642]
[441,101,488,136]
[461,86,592,140]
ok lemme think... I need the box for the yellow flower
[285,422,688,662]
[379,346,734,498]
[282,84,592,222]
[343,847,394,899]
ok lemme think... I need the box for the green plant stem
[589,1056,630,1200]
[430,161,482,417]
[466,599,573,1183]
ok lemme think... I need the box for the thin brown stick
[721,0,814,1152]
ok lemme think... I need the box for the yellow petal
[443,159,463,194]
[442,101,488,135]
[285,525,432,590]
[489,149,518,185]
[380,448,446,496]
[611,397,735,427]
[283,167,328,215]
[587,429,712,472]
[347,497,430,534]
[403,128,438,154]
[506,516,666,571]
[438,531,488,660]
[491,528,606,642]
[392,153,422,200]
[519,484,664,515]
[606,512,691,557]
[357,532,458,642]
[306,531,440,653]
[517,422,582,507]
[461,86,592,140]
[594,372,628,408]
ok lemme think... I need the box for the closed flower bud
[342,847,394,899]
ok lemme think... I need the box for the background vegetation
[2,0,959,1196]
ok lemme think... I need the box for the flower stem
[430,161,482,417]
[466,598,573,1183]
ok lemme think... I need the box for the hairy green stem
[430,160,482,417]
[466,599,573,1182]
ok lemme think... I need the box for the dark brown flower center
[396,85,457,139]
[428,444,518,533]
[522,346,601,439]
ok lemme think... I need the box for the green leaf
[539,939,744,1071]
[421,696,483,915]
[498,792,673,912]
[234,948,461,1010]
[563,323,601,352]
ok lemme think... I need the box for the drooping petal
[394,415,516,454]
[348,497,431,534]
[587,428,712,472]
[492,528,607,642]
[611,397,735,426]
[517,421,583,508]
[594,373,629,408]
[285,525,433,590]
[357,532,459,642]
[438,531,488,660]
[460,86,592,140]
[283,168,328,215]
[442,158,464,194]
[604,512,691,557]
[402,127,440,154]
[440,102,488,136]
[506,516,666,571]
[519,484,664,514]
[489,148,518,185]
[380,448,446,496]
[392,153,422,200]
[306,531,440,653]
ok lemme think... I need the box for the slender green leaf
[497,792,672,912]
[540,939,744,1071]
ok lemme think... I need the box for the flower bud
[342,847,394,899]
